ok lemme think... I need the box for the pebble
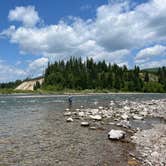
[78,112,85,117]
[81,122,90,127]
[90,115,102,121]
[64,112,72,116]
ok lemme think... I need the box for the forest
[42,57,166,93]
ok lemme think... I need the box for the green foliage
[33,81,41,90]
[43,57,163,92]
[0,80,22,89]
[1,58,166,93]
[143,82,164,93]
[144,72,149,82]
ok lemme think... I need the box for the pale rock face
[90,115,102,120]
[108,130,125,140]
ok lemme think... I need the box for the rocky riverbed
[64,99,166,166]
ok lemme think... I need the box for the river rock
[78,112,85,117]
[116,120,131,128]
[90,115,102,120]
[65,108,70,111]
[133,115,143,120]
[66,117,73,122]
[64,112,72,116]
[89,126,97,130]
[98,106,103,110]
[81,122,90,127]
[90,109,99,115]
[108,129,125,140]
[121,113,129,120]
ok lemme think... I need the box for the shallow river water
[0,93,166,166]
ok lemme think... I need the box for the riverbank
[1,88,166,95]
[63,98,166,166]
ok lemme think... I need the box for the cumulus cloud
[135,45,166,60]
[1,0,166,74]
[28,57,48,77]
[8,6,40,27]
[0,60,26,82]
[137,59,166,69]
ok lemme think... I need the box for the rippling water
[0,93,166,166]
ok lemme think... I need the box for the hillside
[15,77,44,91]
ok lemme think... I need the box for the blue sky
[0,0,166,82]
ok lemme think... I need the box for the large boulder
[108,129,125,140]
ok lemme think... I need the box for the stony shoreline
[64,99,166,166]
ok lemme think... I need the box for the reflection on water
[0,93,166,165]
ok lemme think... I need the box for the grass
[0,88,34,94]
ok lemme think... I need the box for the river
[0,93,166,166]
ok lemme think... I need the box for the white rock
[108,130,125,140]
[66,117,73,122]
[65,108,70,111]
[80,105,84,108]
[78,112,85,117]
[89,126,97,130]
[64,112,72,116]
[98,106,103,110]
[133,115,143,120]
[90,115,102,120]
[139,111,148,117]
[76,108,80,111]
[90,109,99,115]
[151,151,159,160]
[124,106,130,111]
[121,113,129,120]
[81,122,89,127]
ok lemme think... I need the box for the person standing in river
[68,96,73,106]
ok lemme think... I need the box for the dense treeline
[0,80,22,89]
[43,57,166,92]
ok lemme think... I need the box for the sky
[0,0,166,82]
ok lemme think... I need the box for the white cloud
[138,59,166,69]
[0,60,26,82]
[1,0,166,78]
[8,6,40,27]
[28,57,48,77]
[135,45,166,61]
